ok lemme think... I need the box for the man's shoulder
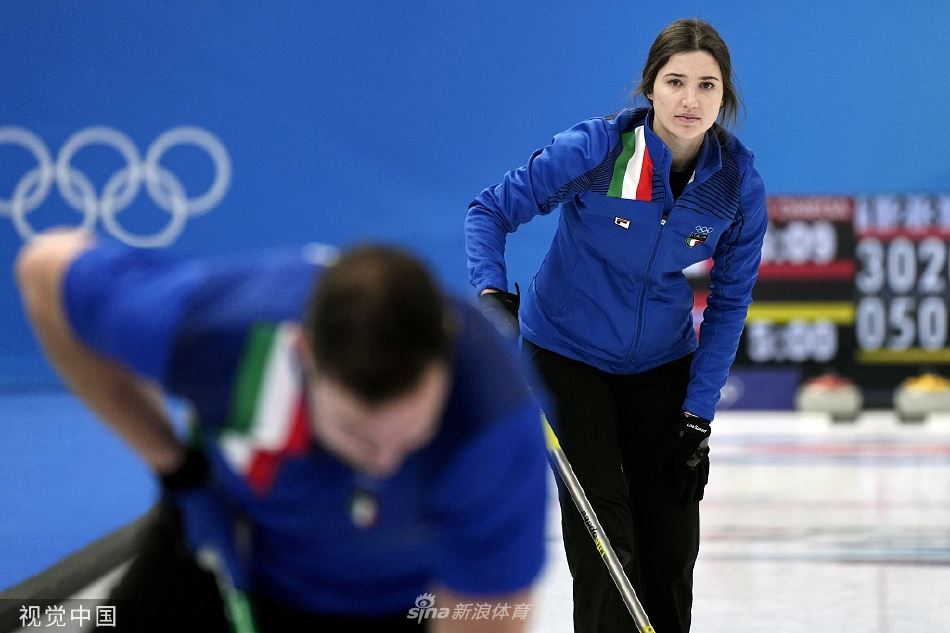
[442,296,535,429]
[177,248,321,330]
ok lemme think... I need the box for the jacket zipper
[625,211,669,366]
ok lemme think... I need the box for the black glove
[653,412,711,505]
[478,283,521,336]
[159,446,210,492]
[160,448,250,590]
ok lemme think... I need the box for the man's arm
[430,405,547,632]
[15,230,185,475]
[432,587,535,633]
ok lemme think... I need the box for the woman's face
[648,50,724,153]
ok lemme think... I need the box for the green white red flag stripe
[219,321,310,491]
[608,125,653,201]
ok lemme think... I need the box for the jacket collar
[628,107,723,186]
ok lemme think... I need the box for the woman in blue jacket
[466,18,767,633]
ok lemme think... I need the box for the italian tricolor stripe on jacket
[219,321,311,493]
[607,125,653,201]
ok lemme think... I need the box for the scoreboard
[692,194,950,408]
[854,195,950,363]
[740,196,855,370]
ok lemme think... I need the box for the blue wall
[2,1,949,385]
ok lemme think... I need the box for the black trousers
[98,501,428,632]
[523,340,700,633]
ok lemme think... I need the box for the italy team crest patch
[686,225,713,247]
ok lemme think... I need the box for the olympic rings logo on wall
[0,126,231,248]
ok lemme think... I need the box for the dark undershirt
[669,168,692,199]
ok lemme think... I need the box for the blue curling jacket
[466,108,767,420]
[64,240,549,615]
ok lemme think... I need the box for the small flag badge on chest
[349,487,379,528]
[686,225,713,247]
[614,217,631,230]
